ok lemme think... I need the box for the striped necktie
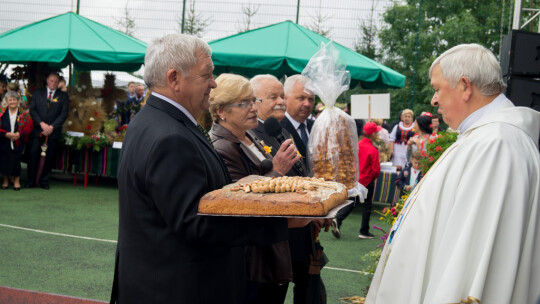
[197,124,212,145]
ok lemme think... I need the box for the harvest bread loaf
[199,175,347,216]
[310,115,358,189]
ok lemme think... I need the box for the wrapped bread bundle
[303,42,360,190]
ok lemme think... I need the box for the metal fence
[0,0,396,49]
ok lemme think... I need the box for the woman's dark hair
[415,115,433,134]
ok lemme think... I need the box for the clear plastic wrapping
[303,42,360,189]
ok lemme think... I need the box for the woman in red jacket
[332,122,381,239]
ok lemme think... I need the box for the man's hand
[272,139,301,175]
[40,122,53,136]
[287,218,312,228]
[312,218,332,234]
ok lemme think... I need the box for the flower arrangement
[419,131,458,174]
[376,194,407,226]
[62,132,110,152]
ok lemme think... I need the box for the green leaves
[378,0,512,121]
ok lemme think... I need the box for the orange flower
[263,145,272,154]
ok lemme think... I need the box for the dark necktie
[47,91,52,108]
[197,124,212,145]
[299,122,309,147]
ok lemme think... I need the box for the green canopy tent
[209,20,405,89]
[0,12,147,72]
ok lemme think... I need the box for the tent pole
[76,0,80,14]
[410,0,422,109]
[181,0,187,33]
[296,0,300,24]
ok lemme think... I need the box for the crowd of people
[1,31,538,304]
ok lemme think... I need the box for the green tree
[177,0,211,37]
[115,2,136,37]
[355,0,379,61]
[378,0,515,122]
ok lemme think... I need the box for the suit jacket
[252,121,307,177]
[281,116,314,170]
[29,88,68,139]
[254,120,314,264]
[112,95,287,304]
[395,161,424,191]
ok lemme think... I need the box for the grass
[0,173,390,303]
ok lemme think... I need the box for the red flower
[421,150,428,157]
[429,156,434,162]
[87,125,92,130]
[435,146,443,152]
[94,112,98,116]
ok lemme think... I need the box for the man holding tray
[110,34,293,304]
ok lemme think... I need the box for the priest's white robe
[366,98,540,304]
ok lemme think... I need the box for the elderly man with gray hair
[110,34,289,304]
[366,43,540,304]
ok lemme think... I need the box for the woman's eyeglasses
[229,97,262,109]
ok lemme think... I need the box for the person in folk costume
[389,109,415,170]
[0,91,33,190]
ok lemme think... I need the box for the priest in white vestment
[366,44,540,304]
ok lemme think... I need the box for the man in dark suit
[250,74,305,178]
[122,83,145,125]
[110,34,289,304]
[252,74,328,304]
[27,72,68,189]
[281,74,321,304]
[281,75,315,170]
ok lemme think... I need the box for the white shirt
[151,92,197,126]
[409,167,420,187]
[47,89,56,99]
[9,110,17,150]
[285,112,310,139]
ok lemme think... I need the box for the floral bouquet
[419,131,458,174]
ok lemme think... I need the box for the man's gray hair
[429,43,506,96]
[144,33,211,89]
[250,74,280,95]
[283,74,309,96]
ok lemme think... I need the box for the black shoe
[13,186,21,191]
[40,184,50,190]
[358,232,375,239]
[1,185,8,190]
[331,219,341,239]
[25,183,36,188]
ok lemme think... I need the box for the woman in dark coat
[0,91,33,190]
[208,73,309,304]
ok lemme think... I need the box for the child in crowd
[396,150,424,193]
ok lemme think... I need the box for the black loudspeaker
[500,30,540,77]
[504,76,540,111]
